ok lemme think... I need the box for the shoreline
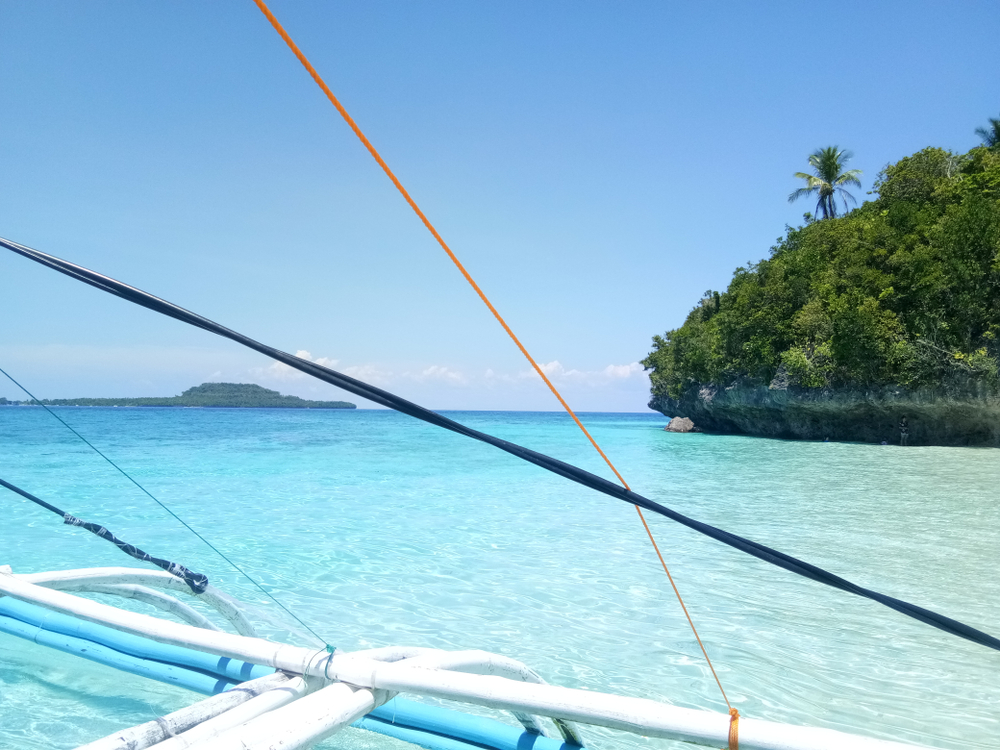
[651,381,1000,447]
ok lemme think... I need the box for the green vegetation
[788,146,863,219]
[2,383,356,409]
[644,143,1000,400]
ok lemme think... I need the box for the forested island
[0,383,356,409]
[644,127,1000,446]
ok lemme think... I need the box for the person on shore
[899,416,909,446]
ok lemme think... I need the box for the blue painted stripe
[364,698,582,750]
[0,611,237,694]
[0,597,273,682]
[355,716,489,750]
[0,598,584,749]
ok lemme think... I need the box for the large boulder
[665,416,698,433]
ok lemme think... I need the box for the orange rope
[252,0,733,715]
[251,0,626,489]
[635,505,731,711]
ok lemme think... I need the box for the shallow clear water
[0,407,997,749]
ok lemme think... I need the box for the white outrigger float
[0,565,930,750]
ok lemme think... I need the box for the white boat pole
[76,672,292,750]
[0,573,930,750]
[154,675,319,750]
[352,645,435,661]
[401,649,583,745]
[76,584,222,631]
[0,572,321,672]
[185,682,383,750]
[18,567,259,636]
[343,658,927,750]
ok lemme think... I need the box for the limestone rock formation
[650,380,1000,446]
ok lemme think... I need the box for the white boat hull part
[77,673,293,750]
[155,675,319,750]
[19,567,259,636]
[0,568,932,750]
[187,682,385,750]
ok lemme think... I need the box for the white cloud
[519,360,572,380]
[342,364,394,386]
[538,360,562,376]
[251,349,340,382]
[245,352,646,403]
[294,349,339,368]
[518,360,647,386]
[602,362,645,379]
[412,365,467,385]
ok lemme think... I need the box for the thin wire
[0,365,330,646]
[252,0,732,711]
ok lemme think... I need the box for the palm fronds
[975,115,1000,149]
[788,146,862,219]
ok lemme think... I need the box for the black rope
[3,236,998,654]
[0,362,331,646]
[0,476,208,594]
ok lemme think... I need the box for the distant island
[0,382,356,409]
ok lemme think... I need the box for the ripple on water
[0,408,997,749]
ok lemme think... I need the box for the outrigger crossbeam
[0,567,930,750]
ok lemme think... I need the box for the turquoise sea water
[0,407,997,749]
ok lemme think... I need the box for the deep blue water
[0,407,997,749]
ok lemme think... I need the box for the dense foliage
[2,382,357,409]
[644,145,1000,400]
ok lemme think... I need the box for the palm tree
[975,114,1000,149]
[788,147,863,219]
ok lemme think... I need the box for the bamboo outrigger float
[0,565,930,750]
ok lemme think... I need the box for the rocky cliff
[650,380,1000,446]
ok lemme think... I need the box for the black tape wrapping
[2,236,998,653]
[63,514,209,594]
[0,425,210,595]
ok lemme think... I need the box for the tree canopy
[645,144,1000,400]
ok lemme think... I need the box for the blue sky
[1,1,998,411]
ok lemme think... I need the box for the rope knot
[727,708,740,750]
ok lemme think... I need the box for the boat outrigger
[0,565,934,750]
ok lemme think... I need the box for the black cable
[2,236,997,654]
[0,476,208,594]
[0,476,66,516]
